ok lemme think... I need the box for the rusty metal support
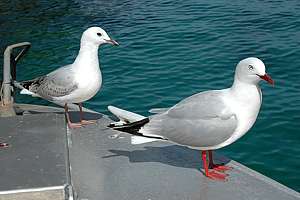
[0,42,31,117]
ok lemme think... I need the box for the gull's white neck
[231,77,260,96]
[71,40,102,102]
[73,41,100,71]
[229,76,262,121]
[216,76,262,149]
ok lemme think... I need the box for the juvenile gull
[108,57,274,180]
[20,27,119,128]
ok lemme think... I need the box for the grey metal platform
[69,115,300,200]
[0,112,71,200]
[0,104,299,200]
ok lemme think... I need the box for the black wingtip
[108,118,150,135]
[107,123,116,128]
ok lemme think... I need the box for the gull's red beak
[259,73,274,86]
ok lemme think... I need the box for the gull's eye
[97,33,102,36]
[248,65,254,70]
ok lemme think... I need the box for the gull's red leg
[208,150,232,171]
[202,151,227,181]
[65,103,82,129]
[79,103,96,125]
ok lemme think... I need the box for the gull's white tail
[13,80,39,97]
[108,105,165,145]
[20,88,34,96]
[131,136,162,144]
[108,105,146,124]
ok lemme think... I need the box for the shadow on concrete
[103,145,231,172]
[22,110,104,123]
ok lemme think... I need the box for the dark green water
[1,0,300,191]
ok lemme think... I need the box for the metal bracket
[0,42,31,117]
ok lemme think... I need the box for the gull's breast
[76,68,102,102]
[215,87,262,149]
[58,67,102,103]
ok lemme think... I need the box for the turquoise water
[1,0,300,191]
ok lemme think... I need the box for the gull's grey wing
[142,90,237,148]
[167,90,233,119]
[26,65,78,100]
[149,108,170,114]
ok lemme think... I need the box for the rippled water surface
[1,0,300,191]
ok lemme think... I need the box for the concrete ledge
[69,115,300,200]
[0,186,66,200]
[0,112,71,200]
[0,104,299,200]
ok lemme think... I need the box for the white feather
[149,108,169,114]
[109,121,127,126]
[131,136,162,145]
[108,105,146,123]
[20,89,34,96]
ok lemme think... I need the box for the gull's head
[81,27,119,46]
[235,57,274,85]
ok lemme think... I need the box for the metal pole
[2,47,12,105]
[1,42,31,117]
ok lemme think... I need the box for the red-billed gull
[108,57,274,180]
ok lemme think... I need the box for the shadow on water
[103,145,231,172]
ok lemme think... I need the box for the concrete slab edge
[230,160,300,198]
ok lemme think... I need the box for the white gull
[20,26,119,128]
[108,57,274,180]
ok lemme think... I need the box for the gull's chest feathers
[220,85,262,147]
[73,50,102,90]
[67,67,102,103]
[69,55,102,104]
[75,67,101,89]
[233,85,261,127]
